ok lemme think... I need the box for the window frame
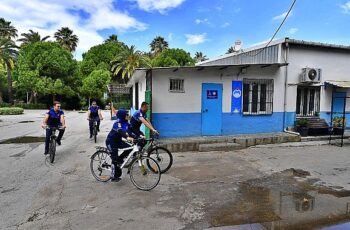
[169,78,185,93]
[242,79,274,115]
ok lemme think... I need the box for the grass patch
[0,107,24,115]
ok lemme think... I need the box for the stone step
[198,142,244,152]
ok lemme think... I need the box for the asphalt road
[1,110,350,230]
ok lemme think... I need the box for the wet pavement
[1,110,350,229]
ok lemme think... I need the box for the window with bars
[243,79,274,115]
[169,79,185,93]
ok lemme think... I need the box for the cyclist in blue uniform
[87,101,103,138]
[106,109,135,182]
[129,102,158,138]
[41,101,66,155]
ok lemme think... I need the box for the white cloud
[195,18,209,25]
[221,22,230,28]
[341,1,350,13]
[185,33,207,45]
[0,0,147,59]
[273,10,293,20]
[132,0,186,13]
[288,27,298,34]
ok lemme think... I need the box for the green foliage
[151,48,195,67]
[111,45,151,79]
[16,41,78,99]
[295,118,309,127]
[18,29,50,47]
[150,36,169,56]
[54,27,79,52]
[0,107,23,115]
[81,42,125,76]
[80,69,111,99]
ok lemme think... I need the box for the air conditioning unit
[301,68,321,83]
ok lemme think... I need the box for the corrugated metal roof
[325,80,350,88]
[198,38,350,66]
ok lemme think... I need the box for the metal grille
[169,79,184,93]
[296,87,320,117]
[243,79,274,115]
[108,83,130,95]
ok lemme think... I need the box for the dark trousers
[45,128,65,153]
[89,118,100,135]
[106,140,132,164]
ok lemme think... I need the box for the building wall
[285,45,350,126]
[151,66,287,137]
[132,76,146,109]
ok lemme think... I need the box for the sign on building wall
[231,81,242,113]
[207,90,218,99]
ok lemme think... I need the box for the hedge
[0,107,24,115]
[0,103,47,109]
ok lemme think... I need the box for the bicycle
[90,138,161,191]
[142,135,173,174]
[89,118,99,143]
[46,127,64,163]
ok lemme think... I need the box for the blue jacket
[47,109,64,127]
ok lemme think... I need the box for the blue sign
[231,81,242,113]
[207,90,218,99]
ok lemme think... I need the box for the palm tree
[0,38,18,104]
[54,27,79,52]
[104,34,118,43]
[194,52,208,63]
[18,30,50,46]
[111,45,151,79]
[0,18,17,104]
[0,18,18,39]
[150,36,169,56]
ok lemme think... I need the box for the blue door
[201,83,223,135]
[333,92,346,115]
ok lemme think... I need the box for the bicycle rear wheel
[49,139,56,163]
[90,150,112,182]
[129,156,161,191]
[147,147,173,173]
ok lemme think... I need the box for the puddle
[206,169,350,230]
[18,120,35,123]
[0,136,45,144]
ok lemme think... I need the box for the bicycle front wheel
[129,156,161,191]
[49,139,56,163]
[90,150,112,182]
[147,147,173,174]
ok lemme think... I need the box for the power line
[241,0,297,57]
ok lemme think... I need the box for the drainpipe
[283,39,290,132]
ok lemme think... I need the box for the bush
[0,107,24,115]
[295,118,309,127]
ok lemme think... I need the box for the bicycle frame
[116,144,141,169]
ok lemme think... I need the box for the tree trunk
[53,94,56,103]
[5,61,13,104]
[0,91,3,103]
[28,92,34,104]
[34,92,38,104]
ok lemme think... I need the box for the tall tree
[54,27,79,52]
[80,69,111,99]
[0,18,18,104]
[151,48,195,67]
[194,52,208,63]
[0,38,18,104]
[111,45,151,79]
[150,36,169,56]
[104,34,118,43]
[18,30,50,46]
[0,18,18,39]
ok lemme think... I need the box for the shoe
[56,140,61,146]
[97,128,100,132]
[44,151,49,155]
[90,134,93,139]
[111,177,121,182]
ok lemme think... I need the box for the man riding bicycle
[87,101,103,139]
[106,109,135,182]
[129,102,159,138]
[41,101,66,155]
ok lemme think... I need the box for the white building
[127,38,350,138]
